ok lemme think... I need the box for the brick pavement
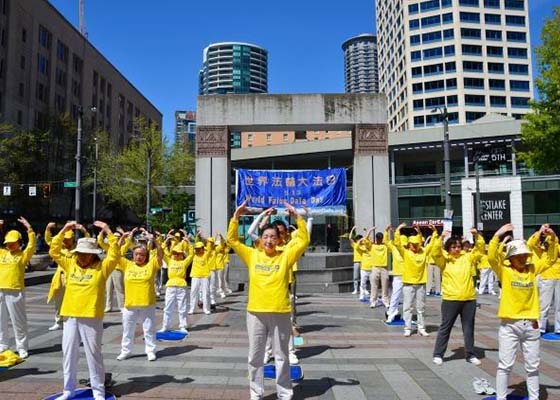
[0,284,559,399]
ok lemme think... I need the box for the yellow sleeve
[48,233,72,273]
[535,236,559,275]
[424,232,438,256]
[120,237,132,256]
[430,237,446,268]
[468,233,485,266]
[185,248,194,266]
[227,218,253,267]
[394,229,405,257]
[84,230,91,238]
[487,236,504,278]
[97,232,109,252]
[21,230,36,266]
[527,232,542,256]
[101,233,121,279]
[44,228,53,246]
[284,217,310,267]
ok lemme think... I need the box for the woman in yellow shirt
[348,226,364,296]
[228,201,309,400]
[488,223,558,400]
[431,228,484,366]
[0,217,35,359]
[116,231,163,362]
[188,241,212,315]
[160,241,193,333]
[49,220,120,400]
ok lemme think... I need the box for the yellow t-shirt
[50,232,120,318]
[527,234,560,280]
[119,257,161,308]
[165,252,193,287]
[488,236,558,320]
[228,216,309,313]
[0,230,36,290]
[395,230,437,285]
[369,243,389,268]
[215,244,227,271]
[386,240,404,276]
[207,244,217,272]
[190,251,211,278]
[477,254,492,270]
[351,241,363,263]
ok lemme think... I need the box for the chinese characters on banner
[236,168,347,215]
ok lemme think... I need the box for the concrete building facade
[0,0,161,145]
[375,0,533,132]
[175,110,196,153]
[342,33,379,93]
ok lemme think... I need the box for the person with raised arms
[228,200,309,400]
[49,220,120,400]
[489,223,558,400]
[0,217,35,359]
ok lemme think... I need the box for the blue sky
[49,0,557,142]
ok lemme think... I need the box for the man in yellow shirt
[49,220,120,400]
[385,228,410,323]
[0,217,35,359]
[348,227,363,296]
[368,229,390,308]
[394,223,437,337]
[188,241,211,315]
[228,201,309,400]
[116,231,163,362]
[488,223,558,400]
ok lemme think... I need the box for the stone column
[352,124,390,232]
[195,125,230,237]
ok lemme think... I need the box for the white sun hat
[505,239,531,259]
[71,237,103,254]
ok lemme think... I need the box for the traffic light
[42,183,51,198]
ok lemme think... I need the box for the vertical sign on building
[474,192,511,231]
[29,186,37,197]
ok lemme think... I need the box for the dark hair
[462,240,472,249]
[444,236,462,252]
[355,234,363,240]
[375,232,384,240]
[272,220,287,230]
[260,223,280,237]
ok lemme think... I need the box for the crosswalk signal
[42,183,51,198]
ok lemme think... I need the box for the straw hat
[505,240,531,259]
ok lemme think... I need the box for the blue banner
[236,168,347,216]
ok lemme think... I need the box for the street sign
[150,207,162,214]
[64,181,77,188]
[3,186,11,196]
[29,186,37,196]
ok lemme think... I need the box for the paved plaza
[1,284,560,399]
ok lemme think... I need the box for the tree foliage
[95,119,195,228]
[520,7,560,173]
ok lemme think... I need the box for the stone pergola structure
[195,93,389,236]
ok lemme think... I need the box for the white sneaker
[187,310,194,315]
[467,356,482,366]
[364,290,370,296]
[179,327,189,334]
[472,378,485,394]
[264,351,273,364]
[369,302,376,308]
[225,288,233,294]
[54,390,74,400]
[147,352,157,361]
[204,311,211,315]
[403,329,412,337]
[432,357,443,366]
[219,292,226,298]
[480,378,496,395]
[116,352,131,361]
[48,323,62,331]
[18,349,28,359]
[418,328,430,337]
[289,352,299,365]
[490,291,497,296]
[157,328,167,333]
[351,289,358,295]
[104,306,112,313]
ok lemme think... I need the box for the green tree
[520,7,560,172]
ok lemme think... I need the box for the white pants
[121,306,156,355]
[189,278,210,313]
[539,279,560,333]
[497,319,540,400]
[359,269,371,298]
[247,312,292,400]
[162,286,188,330]
[353,262,361,291]
[209,270,218,303]
[426,264,441,293]
[223,263,231,291]
[105,270,124,310]
[387,275,403,316]
[62,317,105,400]
[265,332,296,358]
[0,289,28,352]
[217,268,226,293]
[479,268,496,294]
[403,284,426,330]
[53,289,64,325]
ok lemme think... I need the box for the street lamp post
[75,106,83,223]
[432,107,452,213]
[146,149,152,230]
[92,136,98,221]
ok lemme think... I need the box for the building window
[408,3,419,14]
[441,0,452,7]
[57,40,68,63]
[410,35,421,46]
[18,83,24,97]
[505,0,524,10]
[425,96,446,108]
[266,133,272,142]
[409,19,420,29]
[511,97,529,108]
[462,44,483,55]
[464,77,485,89]
[422,31,442,43]
[442,12,453,23]
[38,25,51,49]
[506,15,525,25]
[459,0,479,6]
[509,63,528,75]
[489,78,505,89]
[486,30,503,41]
[421,15,441,27]
[37,54,49,75]
[20,55,25,69]
[487,46,504,56]
[488,62,505,73]
[484,0,500,7]
[420,0,440,12]
[283,133,289,142]
[510,80,530,91]
[460,12,480,23]
[22,28,27,43]
[447,95,458,106]
[465,94,486,106]
[463,60,484,72]
[424,63,444,75]
[490,96,507,106]
[413,82,423,93]
[445,61,456,72]
[17,110,23,125]
[461,28,481,39]
[247,133,253,142]
[466,111,486,122]
[412,66,423,77]
[443,29,454,40]
[414,116,425,128]
[507,31,526,42]
[413,99,424,110]
[411,50,422,61]
[485,13,501,24]
[507,47,527,58]
[424,79,445,92]
[444,45,455,56]
[423,47,443,59]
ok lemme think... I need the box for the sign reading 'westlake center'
[236,168,347,215]
[475,192,511,230]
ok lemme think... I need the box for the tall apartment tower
[342,34,379,93]
[198,42,268,95]
[376,0,533,131]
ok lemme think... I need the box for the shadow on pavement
[296,310,326,317]
[0,367,56,382]
[29,343,62,356]
[300,324,341,334]
[188,323,229,332]
[157,344,212,357]
[263,377,359,399]
[444,345,498,362]
[298,344,354,359]
[509,381,560,400]
[111,375,194,396]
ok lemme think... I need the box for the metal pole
[146,149,151,229]
[75,106,83,223]
[442,107,452,212]
[92,138,98,221]
[475,158,481,230]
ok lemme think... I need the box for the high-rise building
[175,111,196,153]
[0,0,162,145]
[342,34,379,93]
[198,42,268,95]
[376,0,533,132]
